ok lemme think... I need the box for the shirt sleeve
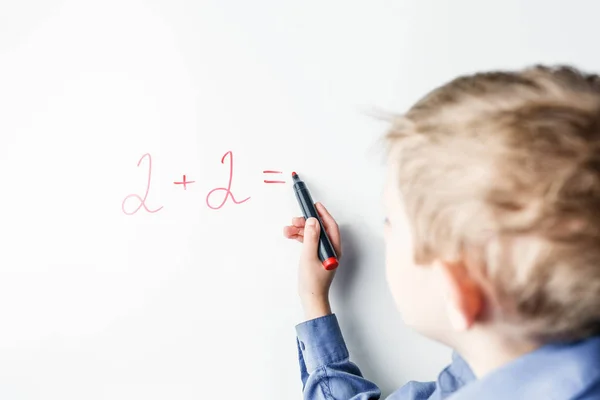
[295,314,381,400]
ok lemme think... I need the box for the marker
[291,172,339,270]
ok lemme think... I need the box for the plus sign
[174,174,195,190]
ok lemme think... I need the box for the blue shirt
[295,314,600,399]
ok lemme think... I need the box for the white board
[1,1,599,398]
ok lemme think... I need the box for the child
[283,65,600,399]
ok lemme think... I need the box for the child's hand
[283,202,342,320]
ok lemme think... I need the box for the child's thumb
[301,218,320,258]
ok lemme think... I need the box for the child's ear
[433,259,483,331]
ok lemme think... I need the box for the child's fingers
[292,216,306,228]
[283,225,298,238]
[283,230,305,243]
[294,235,304,243]
[315,202,336,231]
[283,225,304,239]
[315,202,342,257]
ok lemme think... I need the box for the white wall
[1,1,599,399]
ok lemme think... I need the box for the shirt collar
[449,336,600,400]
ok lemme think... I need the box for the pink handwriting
[205,150,250,210]
[122,153,164,215]
[174,174,195,190]
[262,170,285,184]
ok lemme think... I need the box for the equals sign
[263,170,286,184]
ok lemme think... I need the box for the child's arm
[284,203,382,399]
[296,314,381,399]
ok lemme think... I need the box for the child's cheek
[385,225,416,316]
[386,229,444,330]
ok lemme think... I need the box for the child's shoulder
[389,337,600,400]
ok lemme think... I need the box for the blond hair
[387,65,600,342]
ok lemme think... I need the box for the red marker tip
[291,171,297,177]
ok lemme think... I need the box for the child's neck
[453,329,540,378]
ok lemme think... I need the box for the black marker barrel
[291,172,339,270]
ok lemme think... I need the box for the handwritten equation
[121,151,288,215]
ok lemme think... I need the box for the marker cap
[322,257,339,271]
